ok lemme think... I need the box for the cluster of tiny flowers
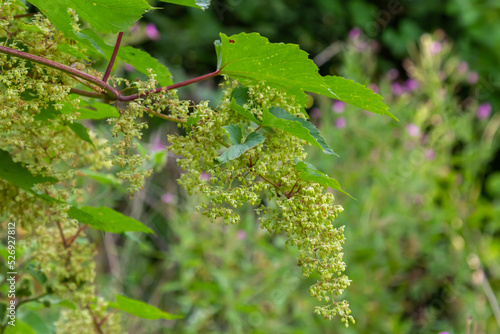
[169,80,353,323]
[56,297,123,334]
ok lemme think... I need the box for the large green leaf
[295,161,353,198]
[67,206,154,234]
[217,125,265,163]
[0,149,58,198]
[109,295,183,320]
[262,107,336,156]
[159,0,211,10]
[28,0,151,34]
[67,122,96,149]
[321,76,397,120]
[215,32,395,118]
[229,87,260,124]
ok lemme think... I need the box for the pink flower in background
[476,103,492,119]
[310,107,321,118]
[348,27,362,39]
[161,192,174,203]
[200,172,211,181]
[387,68,399,81]
[406,123,420,138]
[332,100,345,113]
[335,117,346,129]
[391,82,404,96]
[145,23,160,41]
[430,41,442,54]
[368,83,379,94]
[237,230,247,240]
[425,149,435,161]
[404,79,419,92]
[151,136,164,151]
[124,64,135,72]
[467,72,479,84]
[438,332,449,334]
[457,61,468,74]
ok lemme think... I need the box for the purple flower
[161,192,174,203]
[387,68,399,81]
[368,83,379,94]
[145,23,160,41]
[348,27,362,39]
[476,103,492,119]
[237,230,247,240]
[457,61,468,74]
[406,123,420,138]
[124,64,135,72]
[310,107,321,118]
[467,72,479,84]
[430,41,442,54]
[200,172,211,181]
[425,149,435,161]
[335,117,346,129]
[151,136,164,151]
[391,82,404,96]
[438,332,449,334]
[404,79,419,92]
[332,100,345,113]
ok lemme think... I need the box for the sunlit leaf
[109,295,183,320]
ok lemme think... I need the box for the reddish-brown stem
[98,309,119,327]
[70,88,106,99]
[118,69,221,101]
[143,107,187,123]
[103,32,123,83]
[66,226,88,247]
[56,221,68,249]
[0,45,119,100]
[87,305,104,334]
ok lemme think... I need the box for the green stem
[143,107,187,123]
[0,45,119,100]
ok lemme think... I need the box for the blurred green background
[87,1,500,333]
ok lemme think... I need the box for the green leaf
[68,122,96,149]
[82,29,173,86]
[229,87,260,124]
[321,76,398,120]
[27,263,47,285]
[29,0,151,34]
[4,320,36,334]
[295,161,353,198]
[262,107,336,156]
[56,44,90,61]
[0,149,58,198]
[67,206,155,234]
[159,0,210,10]
[109,295,183,320]
[75,103,120,120]
[27,0,106,55]
[79,169,122,186]
[224,124,243,145]
[216,33,393,118]
[217,127,265,163]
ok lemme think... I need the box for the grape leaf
[320,76,397,120]
[295,161,353,198]
[217,126,265,163]
[67,206,155,234]
[262,107,337,156]
[29,0,151,34]
[109,295,183,320]
[159,0,211,10]
[0,149,58,199]
[215,32,395,119]
[229,87,260,124]
[68,122,96,149]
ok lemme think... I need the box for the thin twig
[118,69,221,102]
[143,107,187,123]
[66,225,88,247]
[70,88,106,99]
[56,221,68,248]
[103,32,123,83]
[87,304,104,334]
[0,45,119,100]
